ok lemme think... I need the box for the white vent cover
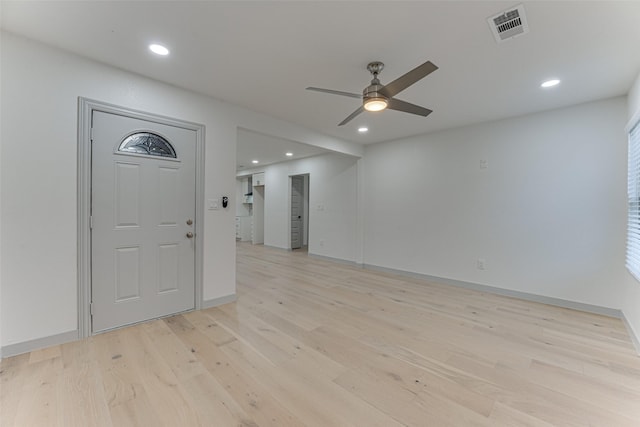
[488,4,529,43]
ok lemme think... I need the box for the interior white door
[91,111,196,333]
[291,175,304,249]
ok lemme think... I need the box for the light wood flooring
[2,242,640,426]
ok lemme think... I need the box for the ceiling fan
[306,60,438,126]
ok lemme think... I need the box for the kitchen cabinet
[235,216,252,241]
[252,172,265,187]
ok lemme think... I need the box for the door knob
[186,232,194,238]
[186,219,193,226]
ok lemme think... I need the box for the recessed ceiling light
[252,160,259,164]
[149,44,169,56]
[358,127,369,133]
[285,152,293,157]
[541,79,560,88]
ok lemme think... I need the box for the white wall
[622,72,640,348]
[252,186,265,245]
[260,153,360,262]
[0,31,3,353]
[364,97,629,310]
[629,73,640,123]
[0,32,358,352]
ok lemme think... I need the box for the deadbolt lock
[186,219,193,226]
[186,232,194,238]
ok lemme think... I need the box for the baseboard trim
[2,296,236,359]
[308,252,363,267]
[363,263,623,319]
[622,313,640,356]
[263,244,288,251]
[1,330,78,359]
[202,294,237,309]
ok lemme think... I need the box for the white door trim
[77,97,206,338]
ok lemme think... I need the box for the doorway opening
[253,182,265,245]
[290,174,309,250]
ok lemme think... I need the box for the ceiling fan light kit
[363,97,388,112]
[306,59,438,126]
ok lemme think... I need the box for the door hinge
[90,127,94,142]
[90,215,93,229]
[90,302,94,316]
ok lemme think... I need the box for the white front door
[291,175,304,249]
[91,111,196,333]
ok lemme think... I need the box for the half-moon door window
[118,132,177,158]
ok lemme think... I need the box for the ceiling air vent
[488,4,529,43]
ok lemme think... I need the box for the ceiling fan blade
[338,106,364,126]
[379,60,438,98]
[387,98,433,117]
[306,87,362,99]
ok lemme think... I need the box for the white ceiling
[2,1,640,149]
[236,128,331,171]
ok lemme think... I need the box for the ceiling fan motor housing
[363,83,388,111]
[363,83,387,100]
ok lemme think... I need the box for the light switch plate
[208,198,219,210]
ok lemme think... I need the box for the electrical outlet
[480,159,488,169]
[319,239,325,247]
[476,258,486,270]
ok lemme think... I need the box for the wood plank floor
[2,242,640,426]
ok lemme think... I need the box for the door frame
[77,97,206,338]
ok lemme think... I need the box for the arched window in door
[118,132,177,158]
